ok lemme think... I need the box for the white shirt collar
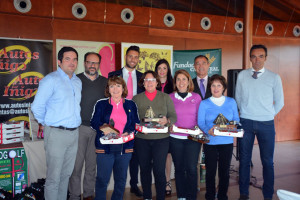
[174,92,192,101]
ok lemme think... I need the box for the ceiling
[90,0,300,23]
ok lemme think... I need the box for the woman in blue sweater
[198,74,239,200]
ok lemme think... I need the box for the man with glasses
[108,45,144,197]
[192,55,212,100]
[32,47,82,200]
[235,44,284,200]
[69,52,107,200]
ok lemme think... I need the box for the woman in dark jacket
[91,76,139,200]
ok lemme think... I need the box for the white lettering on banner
[174,61,194,69]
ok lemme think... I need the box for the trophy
[135,106,168,133]
[99,119,135,144]
[143,106,163,123]
[213,114,244,138]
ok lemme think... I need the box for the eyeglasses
[144,78,156,82]
[86,61,100,66]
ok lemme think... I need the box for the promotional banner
[56,39,115,78]
[173,49,222,79]
[0,39,53,123]
[0,146,28,195]
[121,43,173,74]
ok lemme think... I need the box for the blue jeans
[239,118,275,199]
[95,152,132,200]
[170,137,201,200]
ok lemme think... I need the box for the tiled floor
[108,140,300,200]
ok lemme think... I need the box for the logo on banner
[0,45,39,74]
[3,72,44,101]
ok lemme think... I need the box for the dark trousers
[135,137,169,200]
[204,143,233,200]
[239,118,275,199]
[170,137,201,200]
[95,153,132,200]
[129,141,139,188]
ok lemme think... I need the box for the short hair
[126,45,140,55]
[173,69,194,93]
[58,47,78,62]
[84,52,101,62]
[250,44,268,57]
[154,59,173,84]
[138,70,161,89]
[209,74,227,94]
[194,55,209,63]
[105,76,128,98]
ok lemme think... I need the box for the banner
[121,43,173,73]
[56,39,115,78]
[173,49,222,79]
[0,146,28,195]
[0,39,53,123]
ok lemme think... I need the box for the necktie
[252,71,261,79]
[127,72,133,99]
[200,79,205,99]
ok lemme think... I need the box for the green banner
[0,147,28,194]
[173,49,222,78]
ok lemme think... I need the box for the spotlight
[265,23,274,35]
[164,13,175,27]
[293,25,300,37]
[121,8,134,23]
[201,17,211,30]
[235,20,243,33]
[72,3,87,19]
[14,0,32,13]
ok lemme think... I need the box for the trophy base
[135,124,168,134]
[172,125,203,135]
[188,135,210,144]
[100,133,134,144]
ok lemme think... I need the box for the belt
[50,126,78,131]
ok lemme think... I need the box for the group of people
[31,44,284,200]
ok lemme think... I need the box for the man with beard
[69,52,107,200]
[192,55,212,100]
[108,45,144,197]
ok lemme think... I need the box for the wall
[0,0,299,141]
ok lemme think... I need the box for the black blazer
[192,77,212,100]
[108,68,144,94]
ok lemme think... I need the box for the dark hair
[155,59,173,84]
[209,74,227,94]
[58,47,78,62]
[138,70,161,89]
[173,69,194,92]
[250,44,268,57]
[126,45,140,55]
[105,76,128,98]
[84,52,101,62]
[194,55,209,63]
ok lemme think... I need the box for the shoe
[239,194,250,200]
[165,181,172,196]
[83,196,94,200]
[130,186,143,197]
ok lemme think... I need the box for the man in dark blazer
[108,45,143,197]
[192,55,212,100]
